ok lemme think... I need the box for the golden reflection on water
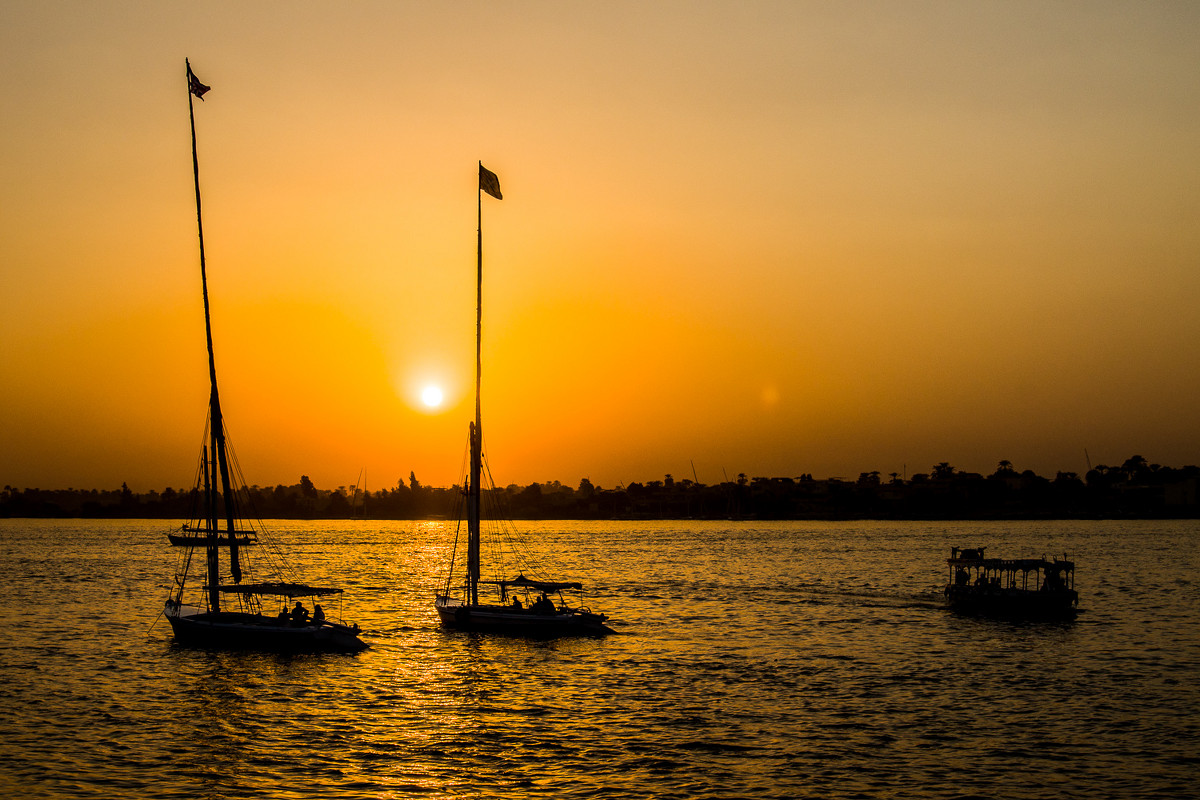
[0,519,1197,799]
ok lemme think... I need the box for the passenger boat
[433,164,613,636]
[944,546,1078,619]
[163,60,367,653]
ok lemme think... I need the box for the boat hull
[435,596,613,636]
[165,606,368,652]
[167,533,257,547]
[945,585,1078,620]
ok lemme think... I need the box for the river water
[0,518,1196,799]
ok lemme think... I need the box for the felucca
[433,164,613,636]
[163,60,366,652]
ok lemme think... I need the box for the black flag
[188,63,211,100]
[479,164,502,200]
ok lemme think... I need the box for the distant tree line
[3,456,1198,520]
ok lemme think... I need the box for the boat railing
[948,547,1075,593]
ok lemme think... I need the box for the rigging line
[478,458,557,583]
[483,518,513,583]
[216,433,265,583]
[444,471,468,580]
[441,442,473,592]
[477,457,516,580]
[477,457,550,583]
[173,436,211,599]
[442,436,473,588]
[484,506,525,577]
[443,513,466,596]
[482,516,520,585]
[222,431,299,584]
[175,542,196,602]
[186,415,214,526]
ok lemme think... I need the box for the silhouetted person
[312,603,325,625]
[291,601,309,626]
[1043,569,1063,591]
[511,596,523,610]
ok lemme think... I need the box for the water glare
[0,519,1196,798]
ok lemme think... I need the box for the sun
[421,385,444,408]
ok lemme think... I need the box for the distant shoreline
[4,456,1198,521]
[2,513,1197,522]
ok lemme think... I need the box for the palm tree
[932,462,956,480]
[1121,455,1148,480]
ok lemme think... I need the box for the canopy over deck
[948,546,1073,573]
[480,574,584,592]
[215,582,344,598]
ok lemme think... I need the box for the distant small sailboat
[163,60,366,653]
[433,164,613,636]
[167,446,258,547]
[168,530,257,548]
[349,467,365,519]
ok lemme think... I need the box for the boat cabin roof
[480,574,584,592]
[948,547,1073,573]
[215,581,344,598]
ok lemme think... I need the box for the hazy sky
[2,1,1198,493]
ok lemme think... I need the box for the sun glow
[421,385,444,408]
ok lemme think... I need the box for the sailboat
[163,60,367,653]
[168,528,257,548]
[349,467,365,519]
[433,164,613,636]
[167,451,258,548]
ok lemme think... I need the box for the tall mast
[187,59,241,614]
[467,164,484,606]
[468,162,502,607]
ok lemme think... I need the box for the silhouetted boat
[433,164,612,636]
[163,60,366,653]
[167,523,256,548]
[944,546,1078,619]
[348,467,365,519]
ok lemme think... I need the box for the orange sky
[2,1,1199,493]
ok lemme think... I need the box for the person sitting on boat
[1043,569,1064,591]
[511,596,523,610]
[533,593,555,615]
[312,603,325,625]
[275,608,289,626]
[290,601,310,626]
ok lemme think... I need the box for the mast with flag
[185,59,241,612]
[164,61,368,652]
[469,162,503,606]
[432,164,610,635]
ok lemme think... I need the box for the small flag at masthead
[479,164,502,200]
[187,61,210,100]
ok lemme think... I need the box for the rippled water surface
[1,519,1197,799]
